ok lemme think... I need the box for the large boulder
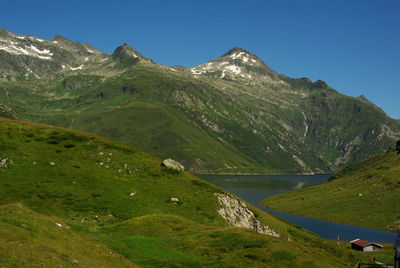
[161,159,184,171]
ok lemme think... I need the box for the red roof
[351,239,370,247]
[350,239,383,248]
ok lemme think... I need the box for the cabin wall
[363,245,375,252]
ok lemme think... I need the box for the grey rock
[0,158,11,168]
[162,159,184,171]
[170,197,180,203]
[214,193,280,237]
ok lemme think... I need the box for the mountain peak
[223,47,252,57]
[52,35,72,43]
[189,47,276,81]
[112,43,154,65]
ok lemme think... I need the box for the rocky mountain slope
[262,145,400,231]
[0,118,369,267]
[1,28,399,173]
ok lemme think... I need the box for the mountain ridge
[1,28,399,173]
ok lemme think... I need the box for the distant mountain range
[1,28,399,173]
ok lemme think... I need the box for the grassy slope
[262,151,400,231]
[0,203,135,267]
[0,118,371,267]
[1,61,399,174]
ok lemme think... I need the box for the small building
[350,238,383,252]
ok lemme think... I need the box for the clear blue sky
[2,0,399,118]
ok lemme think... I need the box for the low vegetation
[0,118,372,267]
[262,150,400,231]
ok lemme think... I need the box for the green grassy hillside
[0,118,371,267]
[0,203,135,267]
[262,150,400,231]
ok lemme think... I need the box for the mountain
[0,118,369,267]
[261,146,400,231]
[0,28,399,173]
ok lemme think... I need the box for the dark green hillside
[0,118,371,267]
[262,150,400,231]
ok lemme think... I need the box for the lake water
[197,174,398,244]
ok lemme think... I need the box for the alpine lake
[196,174,397,244]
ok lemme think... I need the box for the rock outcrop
[0,158,11,168]
[396,140,400,154]
[214,193,280,237]
[161,159,184,171]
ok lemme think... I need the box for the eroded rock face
[214,193,280,238]
[161,159,184,171]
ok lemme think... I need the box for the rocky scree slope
[0,28,399,174]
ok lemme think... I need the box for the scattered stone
[55,222,62,228]
[49,162,56,166]
[161,159,184,171]
[170,197,180,203]
[130,189,137,196]
[214,193,280,237]
[0,158,12,168]
[99,152,104,156]
[358,193,363,197]
[123,163,133,174]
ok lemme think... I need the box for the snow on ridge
[29,45,52,55]
[229,51,258,65]
[87,49,94,53]
[0,42,53,60]
[191,68,203,75]
[16,36,26,40]
[29,37,44,42]
[70,65,84,70]
[230,51,246,59]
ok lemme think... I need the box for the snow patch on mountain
[0,39,53,60]
[230,51,257,65]
[70,65,84,70]
[225,65,241,74]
